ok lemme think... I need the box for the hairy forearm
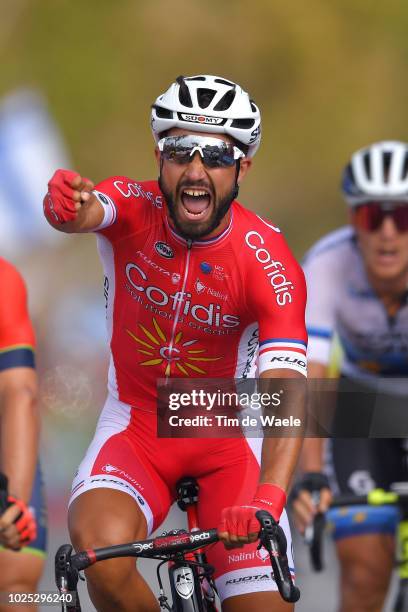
[300,361,330,473]
[259,369,306,492]
[0,375,39,502]
[301,437,326,471]
[260,436,303,491]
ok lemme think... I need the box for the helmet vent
[176,75,193,108]
[346,166,356,190]
[231,118,255,129]
[362,152,371,179]
[153,106,173,119]
[213,89,236,111]
[383,152,392,181]
[186,76,206,81]
[403,154,408,177]
[197,88,216,109]
[250,100,257,112]
[215,78,234,86]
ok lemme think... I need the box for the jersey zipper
[166,239,193,377]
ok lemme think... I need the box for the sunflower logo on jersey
[126,317,222,376]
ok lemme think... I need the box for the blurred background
[1,0,408,609]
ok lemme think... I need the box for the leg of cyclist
[68,397,173,612]
[336,534,394,612]
[328,437,403,612]
[222,592,293,611]
[0,462,47,612]
[0,551,44,612]
[69,489,160,612]
[191,437,295,612]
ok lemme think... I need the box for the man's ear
[154,146,161,169]
[237,158,252,184]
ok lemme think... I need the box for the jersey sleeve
[302,250,337,366]
[244,229,308,376]
[92,177,159,242]
[0,259,35,371]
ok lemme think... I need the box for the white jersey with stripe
[303,226,408,395]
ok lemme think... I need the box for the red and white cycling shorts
[70,395,294,601]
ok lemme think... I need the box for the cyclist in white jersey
[291,140,408,612]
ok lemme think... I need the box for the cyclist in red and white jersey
[44,75,307,611]
[0,258,46,612]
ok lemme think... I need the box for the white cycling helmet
[151,75,261,158]
[342,140,408,206]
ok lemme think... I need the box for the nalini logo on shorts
[174,567,194,599]
[102,464,119,473]
[256,547,269,562]
[155,241,174,259]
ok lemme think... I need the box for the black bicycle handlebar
[55,515,300,606]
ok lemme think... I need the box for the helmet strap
[231,160,241,201]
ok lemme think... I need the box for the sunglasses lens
[161,144,191,164]
[393,206,408,231]
[202,145,235,168]
[353,203,408,232]
[160,136,238,168]
[353,204,383,231]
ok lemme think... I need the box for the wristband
[253,483,287,522]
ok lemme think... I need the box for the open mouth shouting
[180,187,213,222]
[375,246,401,268]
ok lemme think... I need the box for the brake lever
[306,511,326,572]
[303,491,326,572]
[256,510,300,603]
[55,544,82,611]
[0,473,9,514]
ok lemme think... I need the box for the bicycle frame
[170,477,218,611]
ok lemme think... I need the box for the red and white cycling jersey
[92,178,307,410]
[0,257,35,372]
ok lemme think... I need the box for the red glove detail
[7,496,37,546]
[218,484,287,538]
[43,169,80,225]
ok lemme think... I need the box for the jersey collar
[164,207,234,248]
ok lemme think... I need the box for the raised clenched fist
[43,169,94,225]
